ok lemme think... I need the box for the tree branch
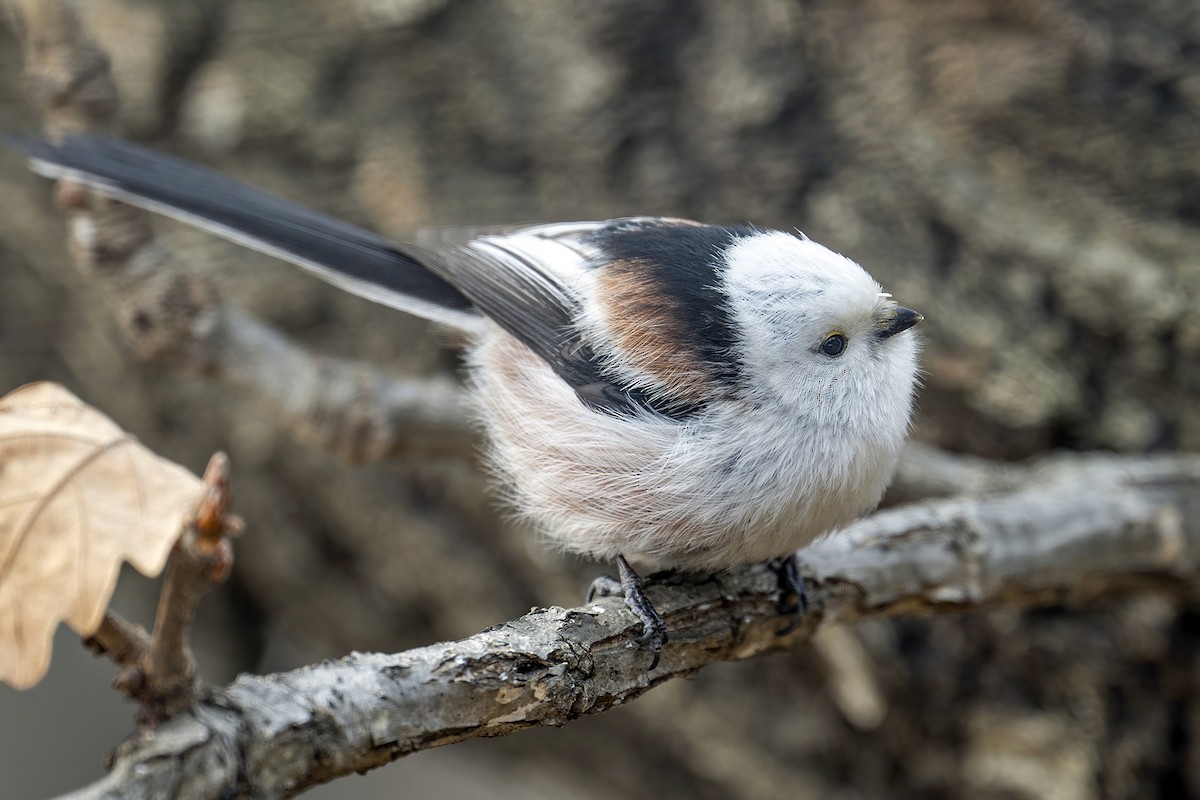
[81,454,242,722]
[886,441,1031,503]
[59,453,1200,799]
[9,0,475,464]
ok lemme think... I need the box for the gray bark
[61,453,1200,799]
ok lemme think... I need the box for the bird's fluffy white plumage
[471,230,920,570]
[13,134,922,574]
[13,132,926,664]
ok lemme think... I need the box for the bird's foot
[586,555,668,670]
[769,553,809,635]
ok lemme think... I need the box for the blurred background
[0,0,1198,797]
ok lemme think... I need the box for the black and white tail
[9,133,482,330]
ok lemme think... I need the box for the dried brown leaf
[0,382,204,689]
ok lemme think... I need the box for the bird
[11,133,923,669]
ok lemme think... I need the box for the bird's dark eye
[820,333,847,357]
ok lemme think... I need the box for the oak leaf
[0,382,204,689]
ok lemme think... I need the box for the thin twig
[82,612,151,670]
[79,453,239,722]
[124,453,235,722]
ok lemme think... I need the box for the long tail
[9,133,481,330]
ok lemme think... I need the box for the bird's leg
[769,553,809,635]
[586,555,668,670]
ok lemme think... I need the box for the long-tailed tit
[12,134,923,668]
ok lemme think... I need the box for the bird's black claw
[588,555,668,670]
[616,556,668,669]
[585,574,621,604]
[770,554,809,635]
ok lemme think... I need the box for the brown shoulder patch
[594,257,718,405]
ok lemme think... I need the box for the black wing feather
[408,240,638,411]
[9,134,694,418]
[8,133,476,322]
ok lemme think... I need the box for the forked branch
[83,453,242,724]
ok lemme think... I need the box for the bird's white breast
[469,324,918,571]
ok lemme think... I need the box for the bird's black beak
[877,307,923,339]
